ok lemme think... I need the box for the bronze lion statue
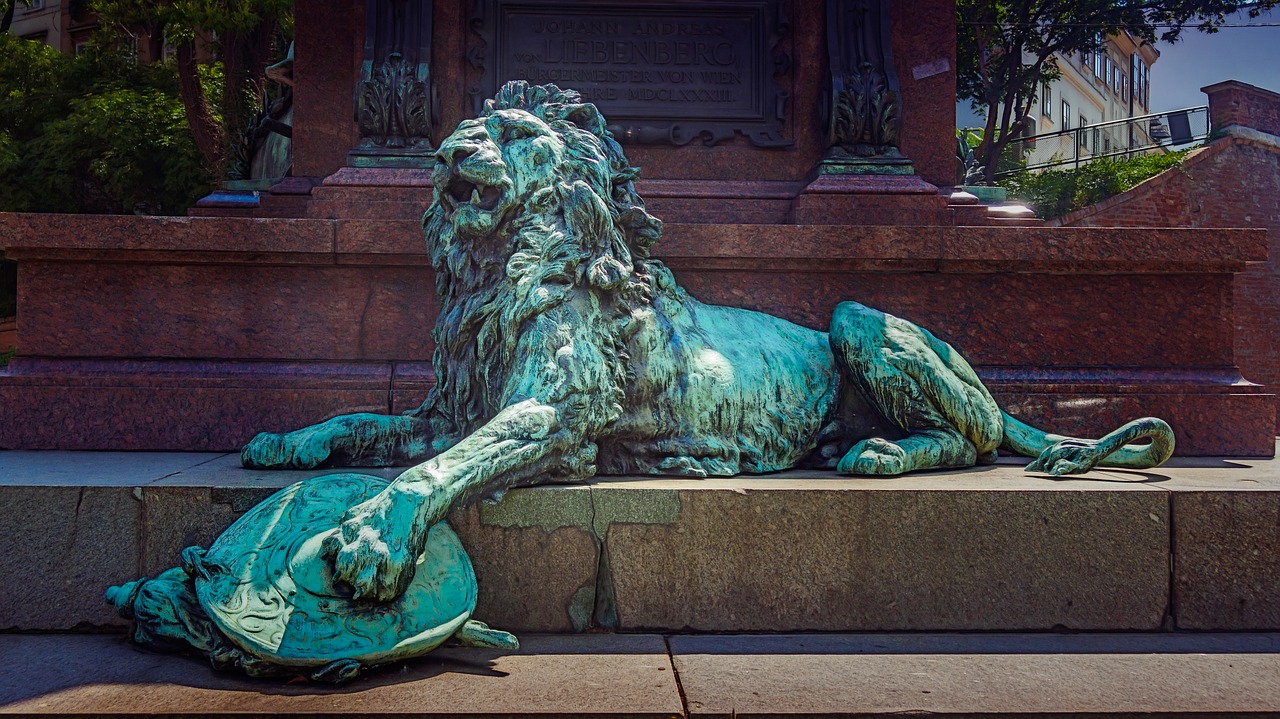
[242,82,1174,601]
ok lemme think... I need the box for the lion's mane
[418,82,669,453]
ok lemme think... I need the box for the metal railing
[995,105,1209,177]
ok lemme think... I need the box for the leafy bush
[1000,150,1191,219]
[0,34,213,215]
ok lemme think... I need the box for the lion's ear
[563,104,606,135]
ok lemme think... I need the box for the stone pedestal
[0,214,1268,456]
[791,173,949,225]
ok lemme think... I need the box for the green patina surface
[112,81,1178,683]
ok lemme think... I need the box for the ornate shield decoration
[194,473,477,667]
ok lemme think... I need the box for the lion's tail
[999,411,1175,475]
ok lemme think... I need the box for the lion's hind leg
[241,413,432,469]
[830,302,1003,476]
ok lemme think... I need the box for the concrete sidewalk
[3,633,1280,717]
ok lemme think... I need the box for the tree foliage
[0,34,211,213]
[957,0,1275,183]
[999,148,1191,218]
[91,0,292,173]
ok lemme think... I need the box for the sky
[956,8,1280,126]
[1147,8,1280,112]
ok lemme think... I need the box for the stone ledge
[1,450,1278,633]
[0,213,1265,273]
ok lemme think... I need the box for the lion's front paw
[1026,439,1102,476]
[837,437,908,476]
[241,428,334,469]
[321,499,417,602]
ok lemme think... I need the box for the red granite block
[391,361,436,415]
[0,359,393,451]
[0,317,14,354]
[996,386,1275,458]
[308,200,429,221]
[943,226,1267,272]
[335,219,426,257]
[292,0,360,177]
[321,167,436,187]
[660,224,943,271]
[15,261,435,362]
[890,0,958,187]
[636,180,803,224]
[0,213,334,254]
[671,269,1236,369]
[646,198,794,225]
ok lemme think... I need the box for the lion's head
[421,82,668,438]
[425,81,663,291]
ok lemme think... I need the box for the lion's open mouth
[446,178,503,211]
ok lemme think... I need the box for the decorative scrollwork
[357,52,434,151]
[823,0,907,167]
[832,62,900,157]
[351,0,436,164]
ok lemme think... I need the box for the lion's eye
[502,126,533,143]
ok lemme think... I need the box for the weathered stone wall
[1056,81,1280,431]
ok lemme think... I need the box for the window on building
[1122,74,1129,103]
[1103,54,1111,86]
[1104,136,1112,153]
[1132,56,1150,109]
[1042,83,1052,117]
[1062,101,1071,130]
[1079,116,1089,149]
[24,0,44,10]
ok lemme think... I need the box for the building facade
[8,0,99,55]
[7,0,173,61]
[1025,32,1161,167]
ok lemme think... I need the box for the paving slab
[0,634,682,718]
[670,634,1280,717]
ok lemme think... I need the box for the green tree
[958,0,1275,183]
[0,34,211,213]
[91,0,292,174]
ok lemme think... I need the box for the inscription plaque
[472,0,790,146]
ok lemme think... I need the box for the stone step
[1,449,1277,634]
[3,633,1280,717]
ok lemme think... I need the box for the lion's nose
[435,143,476,169]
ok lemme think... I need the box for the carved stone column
[348,0,437,168]
[819,0,912,175]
